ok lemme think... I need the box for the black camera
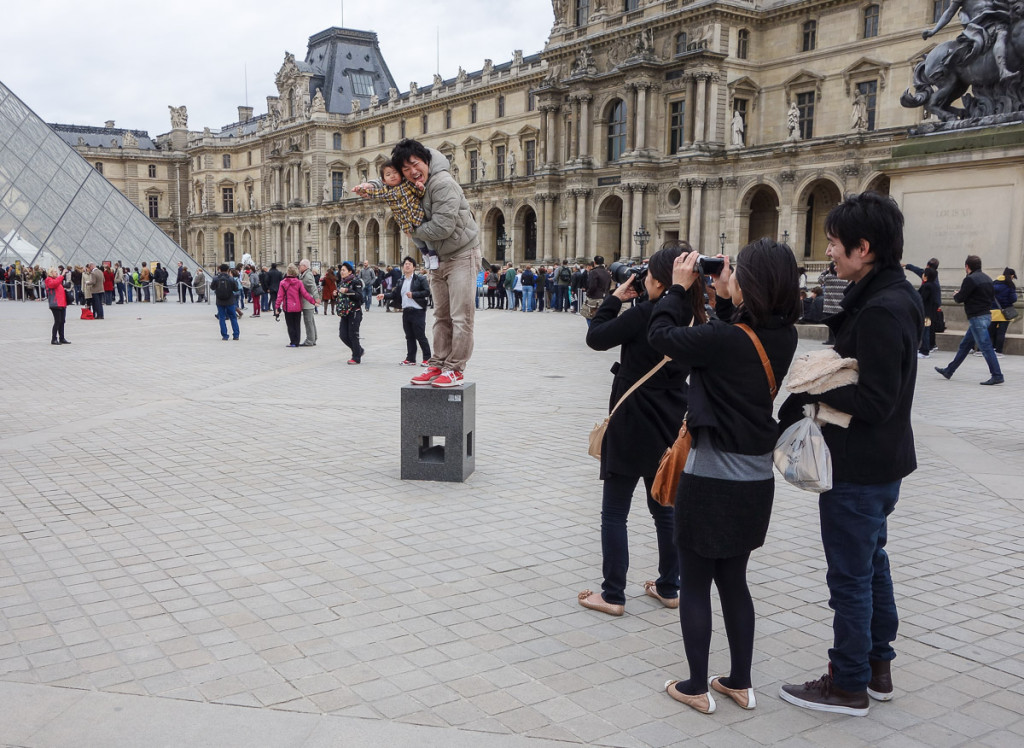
[696,254,725,275]
[608,261,649,290]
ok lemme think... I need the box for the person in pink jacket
[44,267,70,345]
[275,264,318,347]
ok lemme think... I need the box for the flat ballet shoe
[577,590,624,616]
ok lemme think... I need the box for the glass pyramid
[0,79,200,274]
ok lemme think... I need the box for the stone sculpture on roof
[168,105,188,129]
[311,89,326,114]
[433,73,443,88]
[370,93,379,107]
[122,131,137,148]
[901,0,1024,125]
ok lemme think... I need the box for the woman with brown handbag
[576,244,703,617]
[648,238,800,715]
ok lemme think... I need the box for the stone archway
[516,205,538,262]
[366,218,381,265]
[797,179,842,261]
[385,218,401,266]
[595,195,624,261]
[746,187,780,245]
[346,221,360,265]
[483,207,507,263]
[328,222,341,267]
[866,174,891,195]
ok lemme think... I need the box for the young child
[353,161,439,270]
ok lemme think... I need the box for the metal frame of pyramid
[0,79,202,275]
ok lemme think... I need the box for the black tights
[672,546,755,696]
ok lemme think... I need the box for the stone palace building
[51,1,1024,275]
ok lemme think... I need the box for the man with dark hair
[265,263,282,312]
[378,256,432,365]
[779,192,923,717]
[213,263,239,341]
[934,254,1004,385]
[393,140,480,388]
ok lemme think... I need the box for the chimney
[238,106,253,123]
[104,120,115,128]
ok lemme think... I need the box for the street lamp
[496,234,510,261]
[782,230,790,245]
[633,225,651,257]
[719,233,726,253]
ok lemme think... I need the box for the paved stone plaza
[0,297,1022,747]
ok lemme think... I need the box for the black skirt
[674,473,774,559]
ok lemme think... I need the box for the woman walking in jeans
[577,244,694,618]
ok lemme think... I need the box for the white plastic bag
[774,405,832,493]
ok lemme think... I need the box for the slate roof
[304,28,399,115]
[49,123,159,150]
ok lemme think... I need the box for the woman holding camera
[648,239,800,715]
[578,244,701,617]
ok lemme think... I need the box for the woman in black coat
[648,239,800,715]
[917,267,941,357]
[577,244,698,617]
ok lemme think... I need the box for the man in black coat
[933,255,1003,385]
[265,263,283,312]
[380,256,432,364]
[779,192,923,717]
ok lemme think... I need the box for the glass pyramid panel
[0,78,201,275]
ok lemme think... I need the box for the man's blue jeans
[217,304,239,339]
[819,480,900,693]
[522,286,535,312]
[946,313,1002,378]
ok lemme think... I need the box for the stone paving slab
[0,296,1022,747]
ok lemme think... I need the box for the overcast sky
[1,0,555,137]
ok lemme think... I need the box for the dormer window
[351,72,374,96]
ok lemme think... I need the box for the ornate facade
[61,2,1024,274]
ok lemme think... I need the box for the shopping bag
[774,405,832,493]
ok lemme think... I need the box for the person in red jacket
[44,268,70,344]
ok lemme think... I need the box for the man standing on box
[392,139,480,389]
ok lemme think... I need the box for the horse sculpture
[901,1,1024,122]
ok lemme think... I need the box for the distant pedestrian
[336,261,365,364]
[212,264,239,341]
[275,264,316,347]
[44,268,70,344]
[934,255,1004,385]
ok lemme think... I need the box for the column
[632,186,645,257]
[635,85,648,152]
[688,179,704,249]
[546,107,558,166]
[694,75,708,144]
[377,221,386,265]
[575,190,589,259]
[626,85,637,152]
[272,220,283,263]
[620,186,633,258]
[539,107,549,165]
[273,167,281,205]
[707,74,720,145]
[567,191,578,261]
[571,98,581,161]
[579,95,591,160]
[292,164,301,204]
[677,181,691,240]
[685,77,697,145]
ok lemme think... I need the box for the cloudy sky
[2,0,555,136]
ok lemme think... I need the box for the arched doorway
[520,206,538,261]
[595,195,624,261]
[746,187,780,244]
[196,230,206,266]
[866,174,890,195]
[346,221,360,265]
[366,218,381,265]
[483,207,507,263]
[799,179,842,261]
[385,218,401,266]
[329,222,341,267]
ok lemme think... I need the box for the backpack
[559,266,572,283]
[214,274,235,304]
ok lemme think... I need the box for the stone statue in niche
[902,0,1024,126]
[851,92,868,131]
[731,110,745,146]
[479,159,487,181]
[508,151,516,179]
[787,101,800,141]
[322,181,331,203]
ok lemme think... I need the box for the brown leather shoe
[867,659,893,701]
[709,676,756,709]
[577,590,624,616]
[779,669,869,716]
[665,680,716,714]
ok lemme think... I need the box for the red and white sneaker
[420,360,430,367]
[411,366,442,385]
[399,360,416,366]
[431,369,464,388]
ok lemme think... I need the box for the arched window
[333,133,342,150]
[737,29,750,59]
[224,232,235,262]
[863,4,880,38]
[675,32,688,55]
[607,99,627,162]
